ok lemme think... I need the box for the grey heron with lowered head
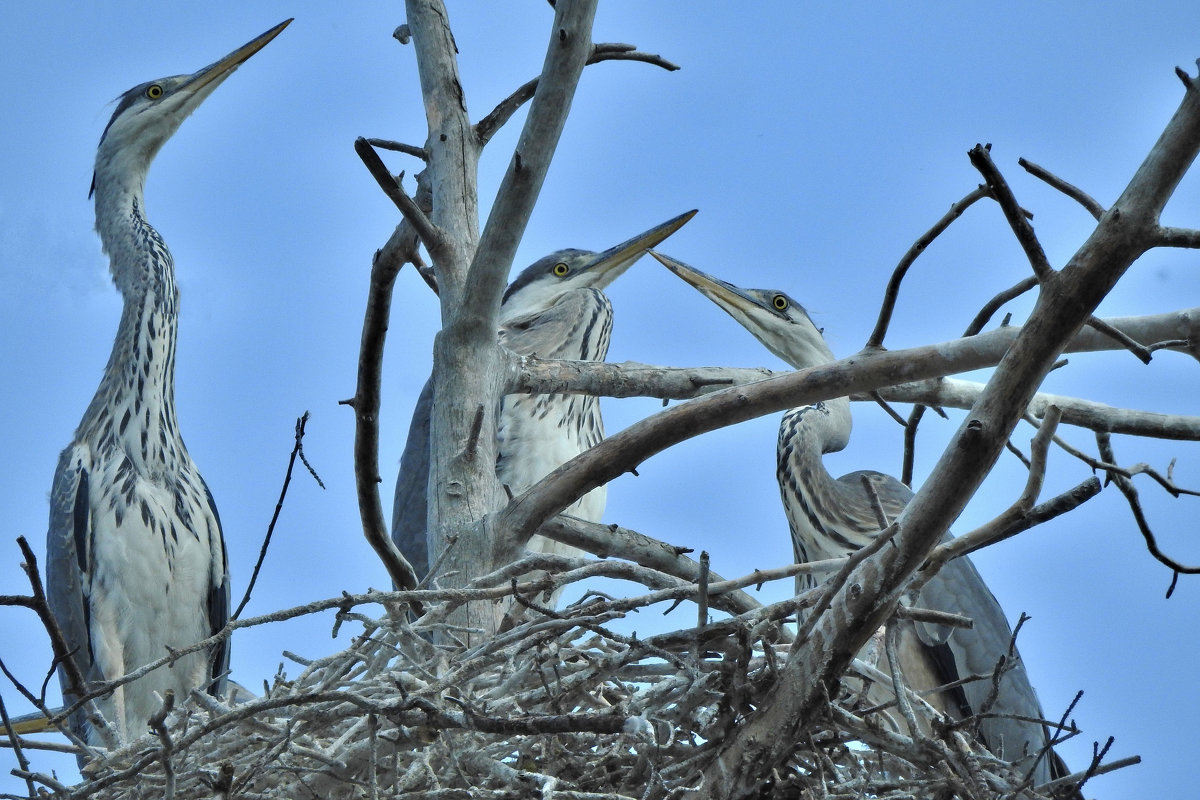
[652,250,1075,791]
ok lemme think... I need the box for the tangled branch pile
[46,556,1092,800]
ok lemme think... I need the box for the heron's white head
[651,251,835,370]
[500,210,697,322]
[91,19,291,200]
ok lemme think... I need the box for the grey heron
[392,210,696,582]
[652,251,1074,790]
[45,20,290,757]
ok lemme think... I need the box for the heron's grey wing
[45,443,96,744]
[199,478,230,696]
[914,554,1061,784]
[391,377,433,580]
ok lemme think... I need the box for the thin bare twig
[866,185,991,348]
[0,689,33,797]
[968,144,1054,280]
[475,43,679,145]
[1096,432,1200,584]
[1084,315,1153,364]
[233,412,321,620]
[354,137,442,256]
[364,137,428,160]
[1018,157,1106,219]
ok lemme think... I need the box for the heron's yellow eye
[772,294,789,311]
[146,84,164,100]
[553,262,570,277]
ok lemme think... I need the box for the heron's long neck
[80,180,183,475]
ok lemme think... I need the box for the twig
[1096,432,1200,585]
[364,137,428,160]
[866,185,991,348]
[968,144,1054,280]
[903,274,1038,485]
[1084,315,1153,364]
[0,690,33,797]
[233,412,321,620]
[148,690,177,800]
[883,623,922,740]
[12,537,116,751]
[962,275,1040,337]
[475,43,679,145]
[695,551,710,654]
[354,137,442,257]
[1018,157,1106,219]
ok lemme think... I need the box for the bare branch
[353,137,442,256]
[1155,224,1200,247]
[1019,157,1106,219]
[346,221,424,593]
[463,0,600,321]
[475,42,678,145]
[964,276,1040,337]
[233,412,320,620]
[874,376,1200,440]
[969,144,1054,280]
[1083,314,1153,364]
[1096,432,1200,578]
[867,185,991,348]
[364,137,428,160]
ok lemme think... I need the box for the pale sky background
[2,3,1199,795]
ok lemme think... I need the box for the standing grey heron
[652,251,1074,790]
[45,20,290,756]
[392,210,696,581]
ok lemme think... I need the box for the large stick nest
[48,557,1086,800]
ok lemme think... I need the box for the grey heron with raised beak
[653,251,1074,791]
[392,211,696,582]
[45,20,290,757]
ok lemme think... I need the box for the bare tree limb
[344,223,423,593]
[875,376,1200,440]
[427,1,603,633]
[1155,224,1200,247]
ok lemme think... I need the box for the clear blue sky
[2,3,1199,794]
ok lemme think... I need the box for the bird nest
[49,555,1079,800]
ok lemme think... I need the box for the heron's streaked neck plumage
[80,169,183,476]
[769,317,851,454]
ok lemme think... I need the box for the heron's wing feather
[915,554,1058,783]
[45,443,96,742]
[199,478,230,695]
[391,377,433,579]
[499,288,609,361]
[837,469,1062,783]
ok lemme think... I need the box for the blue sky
[2,2,1199,794]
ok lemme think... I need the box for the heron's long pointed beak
[180,19,292,98]
[580,209,698,287]
[650,250,761,317]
